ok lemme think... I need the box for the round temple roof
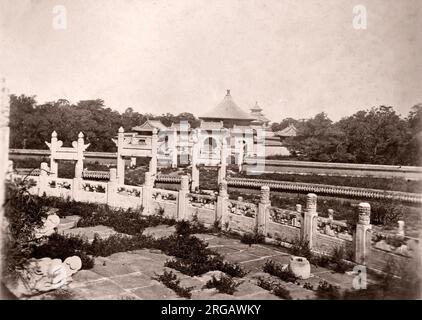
[200,90,254,121]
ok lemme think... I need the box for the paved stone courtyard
[28,224,374,300]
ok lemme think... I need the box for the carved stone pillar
[355,203,372,265]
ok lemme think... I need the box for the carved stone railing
[15,168,41,176]
[227,199,257,218]
[82,170,110,180]
[227,177,422,204]
[268,207,301,228]
[47,178,73,190]
[117,185,142,197]
[187,193,216,209]
[81,182,107,193]
[155,174,182,184]
[371,227,420,257]
[316,216,353,241]
[152,188,178,203]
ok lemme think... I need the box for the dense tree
[283,106,420,165]
[8,94,202,152]
[271,118,301,132]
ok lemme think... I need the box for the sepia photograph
[0,0,421,306]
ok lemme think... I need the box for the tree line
[8,94,422,165]
[272,105,422,165]
[8,95,200,152]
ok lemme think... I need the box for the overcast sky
[1,0,421,122]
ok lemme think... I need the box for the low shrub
[309,254,331,268]
[31,233,94,269]
[263,260,297,283]
[330,247,349,273]
[76,204,177,236]
[256,278,292,300]
[204,274,239,295]
[175,218,207,237]
[240,231,265,246]
[289,238,312,260]
[303,282,314,290]
[316,281,341,300]
[153,270,193,299]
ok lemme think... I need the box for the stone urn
[288,256,311,279]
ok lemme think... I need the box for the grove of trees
[9,95,200,152]
[273,105,422,166]
[8,94,422,166]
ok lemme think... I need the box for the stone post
[397,220,405,237]
[217,180,229,229]
[328,209,334,221]
[171,127,178,168]
[354,203,372,265]
[74,132,85,178]
[107,168,117,207]
[49,131,58,177]
[191,134,200,192]
[38,162,49,197]
[149,128,158,175]
[117,127,125,184]
[142,171,154,215]
[191,164,199,192]
[218,137,227,185]
[295,204,302,227]
[177,175,189,220]
[258,186,271,235]
[302,193,318,248]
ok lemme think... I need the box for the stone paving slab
[71,270,105,283]
[143,225,176,239]
[61,225,119,242]
[71,279,127,299]
[91,261,139,278]
[313,271,356,290]
[222,251,261,264]
[57,215,81,231]
[131,282,180,300]
[110,272,155,289]
[28,225,378,300]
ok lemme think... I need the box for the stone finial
[328,209,334,220]
[358,203,371,225]
[180,175,189,191]
[78,132,84,139]
[260,185,270,204]
[118,126,124,133]
[295,204,302,213]
[219,180,228,197]
[51,131,57,138]
[397,220,405,236]
[306,193,317,213]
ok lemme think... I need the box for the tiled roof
[250,102,270,123]
[276,124,297,137]
[200,90,254,121]
[132,119,168,131]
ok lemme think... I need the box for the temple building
[124,89,291,170]
[249,102,270,128]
